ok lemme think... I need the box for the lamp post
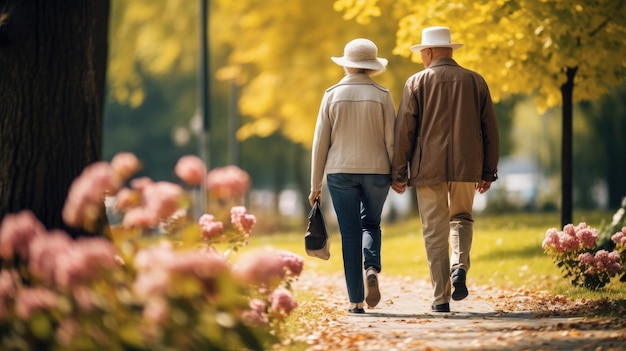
[198,0,210,215]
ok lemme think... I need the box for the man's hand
[476,180,492,194]
[391,181,407,194]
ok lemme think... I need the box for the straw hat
[410,26,463,52]
[331,38,388,71]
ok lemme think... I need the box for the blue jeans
[327,173,391,303]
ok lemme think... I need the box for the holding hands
[391,180,492,195]
[391,181,407,194]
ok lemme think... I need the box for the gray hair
[344,66,382,76]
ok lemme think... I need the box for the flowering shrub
[0,153,304,351]
[542,222,625,290]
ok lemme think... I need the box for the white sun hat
[410,26,463,52]
[331,38,388,71]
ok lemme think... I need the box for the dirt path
[290,272,626,351]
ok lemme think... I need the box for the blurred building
[475,156,546,212]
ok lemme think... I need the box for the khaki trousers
[416,182,475,305]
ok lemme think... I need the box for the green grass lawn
[248,210,626,300]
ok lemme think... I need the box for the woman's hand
[308,191,322,207]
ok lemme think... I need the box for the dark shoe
[365,268,381,307]
[431,303,450,312]
[451,268,468,301]
[348,308,365,314]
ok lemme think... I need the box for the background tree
[0,0,110,237]
[334,0,626,225]
[580,82,626,208]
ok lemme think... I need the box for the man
[391,26,499,313]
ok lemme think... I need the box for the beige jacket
[310,74,396,192]
[391,58,499,186]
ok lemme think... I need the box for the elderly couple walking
[309,26,500,314]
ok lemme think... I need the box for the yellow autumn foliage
[337,0,626,112]
[109,0,414,147]
[107,0,626,147]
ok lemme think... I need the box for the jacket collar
[327,73,386,92]
[338,73,376,84]
[428,57,459,69]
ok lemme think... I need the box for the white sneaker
[365,268,380,308]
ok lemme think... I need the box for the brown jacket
[391,58,499,187]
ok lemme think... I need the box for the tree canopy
[107,0,418,147]
[108,0,625,146]
[336,0,626,110]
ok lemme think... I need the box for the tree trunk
[0,0,110,237]
[560,66,578,227]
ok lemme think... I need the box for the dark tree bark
[0,0,110,237]
[560,66,578,227]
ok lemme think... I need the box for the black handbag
[304,199,330,260]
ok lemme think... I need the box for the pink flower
[0,210,46,259]
[578,250,622,276]
[541,228,560,250]
[53,237,119,290]
[563,223,576,236]
[121,181,184,229]
[133,242,230,298]
[268,287,297,316]
[606,251,623,275]
[28,230,119,290]
[130,176,153,191]
[578,252,594,266]
[110,152,142,180]
[242,299,269,326]
[164,250,230,297]
[122,207,160,228]
[114,188,140,211]
[198,214,225,242]
[28,230,72,286]
[234,249,303,287]
[143,182,183,219]
[249,298,266,313]
[231,206,256,235]
[134,241,176,272]
[132,243,174,296]
[14,287,58,320]
[206,165,251,199]
[276,250,304,277]
[574,223,598,249]
[557,232,580,252]
[543,223,600,253]
[612,228,626,246]
[175,155,206,186]
[234,249,288,287]
[63,162,120,230]
[594,250,622,276]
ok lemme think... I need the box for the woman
[309,38,395,314]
